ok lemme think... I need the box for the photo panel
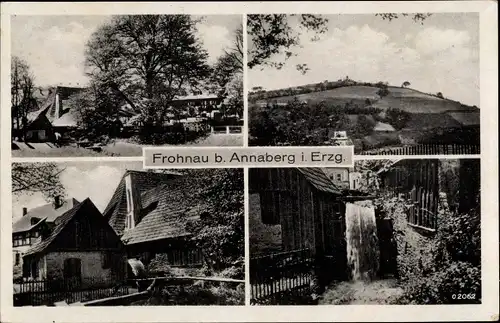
[11,14,244,158]
[247,13,480,155]
[12,161,245,306]
[248,159,480,305]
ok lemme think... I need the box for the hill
[250,83,478,114]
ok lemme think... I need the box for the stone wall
[45,251,124,286]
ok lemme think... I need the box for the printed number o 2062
[452,294,476,300]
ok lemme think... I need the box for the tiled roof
[121,182,203,245]
[104,170,184,236]
[297,168,342,195]
[24,199,89,256]
[13,198,80,233]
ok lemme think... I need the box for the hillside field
[253,85,477,114]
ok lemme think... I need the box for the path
[319,278,403,305]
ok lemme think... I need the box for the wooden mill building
[249,167,371,285]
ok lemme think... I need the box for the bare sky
[12,161,143,220]
[248,13,479,107]
[11,14,241,88]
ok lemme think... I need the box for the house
[377,158,480,230]
[12,197,80,278]
[374,158,480,280]
[323,167,361,190]
[13,86,85,142]
[18,198,126,287]
[103,170,204,267]
[330,131,352,146]
[373,121,395,133]
[249,168,371,284]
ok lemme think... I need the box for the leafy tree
[85,15,211,128]
[178,169,244,272]
[436,92,444,99]
[12,163,65,201]
[248,13,431,70]
[386,107,411,130]
[221,72,243,118]
[209,26,243,97]
[247,14,329,70]
[375,13,432,25]
[68,81,124,141]
[11,56,37,141]
[402,81,411,88]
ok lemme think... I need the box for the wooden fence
[13,277,129,306]
[405,186,439,231]
[250,249,314,304]
[360,143,480,155]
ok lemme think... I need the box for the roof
[376,159,404,175]
[13,198,80,233]
[52,110,78,127]
[447,111,480,126]
[374,121,396,132]
[24,198,92,256]
[297,168,342,195]
[174,94,220,101]
[120,182,203,245]
[104,170,184,236]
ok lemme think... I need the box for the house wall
[44,251,125,286]
[324,168,350,189]
[378,159,480,280]
[249,192,282,256]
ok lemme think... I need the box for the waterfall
[345,202,380,281]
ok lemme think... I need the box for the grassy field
[12,134,243,157]
[254,85,474,114]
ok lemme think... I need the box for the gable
[52,199,124,252]
[24,198,123,256]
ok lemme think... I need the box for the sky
[248,13,479,107]
[12,161,143,220]
[11,14,242,88]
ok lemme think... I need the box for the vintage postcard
[1,1,498,323]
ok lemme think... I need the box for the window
[102,252,111,269]
[63,258,82,280]
[15,253,20,266]
[336,173,342,181]
[126,189,132,212]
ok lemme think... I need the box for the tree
[402,81,411,88]
[247,13,431,70]
[11,56,37,141]
[12,163,65,201]
[375,13,432,25]
[85,15,211,127]
[247,14,329,70]
[68,80,124,141]
[386,107,411,130]
[437,92,444,99]
[209,26,243,97]
[221,72,243,118]
[176,169,244,272]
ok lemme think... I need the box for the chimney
[54,196,62,209]
[22,207,28,216]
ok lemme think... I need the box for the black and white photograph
[248,13,480,155]
[12,162,244,306]
[11,14,243,157]
[249,159,480,305]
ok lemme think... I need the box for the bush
[398,262,480,304]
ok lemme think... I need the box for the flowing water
[345,202,380,281]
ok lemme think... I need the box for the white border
[1,2,498,322]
